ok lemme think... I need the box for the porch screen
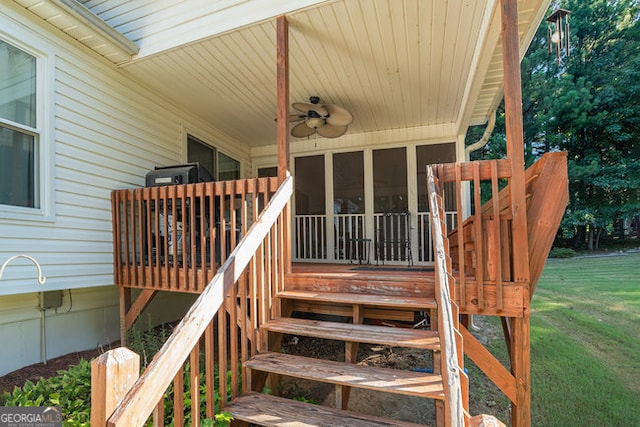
[373,147,407,212]
[295,156,325,215]
[333,151,364,214]
[416,143,456,211]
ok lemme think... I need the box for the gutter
[465,109,497,159]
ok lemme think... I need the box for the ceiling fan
[289,96,353,138]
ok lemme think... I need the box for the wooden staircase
[225,285,445,426]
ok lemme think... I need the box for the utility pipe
[465,109,497,159]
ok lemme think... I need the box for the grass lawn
[529,251,640,426]
[468,251,640,426]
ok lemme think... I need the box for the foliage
[0,360,92,426]
[0,330,234,427]
[126,315,171,368]
[466,0,640,249]
[548,247,576,258]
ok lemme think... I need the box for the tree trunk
[595,227,603,250]
[619,219,625,240]
[587,225,594,251]
[574,225,586,250]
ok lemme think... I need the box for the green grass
[529,252,640,426]
[474,252,640,426]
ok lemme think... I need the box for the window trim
[184,131,241,181]
[0,30,55,221]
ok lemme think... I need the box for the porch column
[500,0,531,426]
[276,15,290,184]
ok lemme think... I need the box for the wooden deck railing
[95,175,293,426]
[426,165,467,426]
[431,152,568,314]
[111,177,280,293]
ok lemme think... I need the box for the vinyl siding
[0,287,197,375]
[0,3,250,296]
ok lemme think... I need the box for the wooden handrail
[427,166,466,426]
[104,175,293,426]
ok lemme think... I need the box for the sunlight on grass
[529,252,640,426]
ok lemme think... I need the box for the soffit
[16,0,552,147]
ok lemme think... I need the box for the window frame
[185,133,241,181]
[0,30,55,221]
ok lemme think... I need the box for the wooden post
[276,15,290,184]
[500,1,531,425]
[500,0,530,286]
[91,348,140,426]
[118,287,132,346]
[510,314,531,427]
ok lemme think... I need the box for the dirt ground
[0,317,509,425]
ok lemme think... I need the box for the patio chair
[375,211,413,266]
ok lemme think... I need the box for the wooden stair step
[262,318,440,350]
[226,391,426,427]
[278,290,437,309]
[247,352,444,400]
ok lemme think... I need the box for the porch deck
[289,263,525,317]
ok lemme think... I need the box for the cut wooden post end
[91,347,140,427]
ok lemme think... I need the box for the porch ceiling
[19,0,551,148]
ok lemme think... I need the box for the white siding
[0,287,197,375]
[0,3,250,296]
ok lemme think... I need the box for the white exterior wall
[0,3,248,375]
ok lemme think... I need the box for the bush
[0,360,92,426]
[548,247,576,258]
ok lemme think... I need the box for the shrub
[1,356,232,426]
[548,247,576,258]
[0,360,92,426]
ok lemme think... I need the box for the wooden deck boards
[226,392,427,427]
[262,318,441,350]
[247,352,445,399]
[290,263,525,317]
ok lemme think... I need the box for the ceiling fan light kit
[289,96,353,139]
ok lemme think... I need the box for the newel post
[91,347,140,426]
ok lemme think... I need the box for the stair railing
[95,174,293,427]
[427,165,467,426]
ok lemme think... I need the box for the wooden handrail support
[434,152,568,312]
[93,175,293,427]
[427,166,466,426]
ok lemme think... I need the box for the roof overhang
[15,0,552,147]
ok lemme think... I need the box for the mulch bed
[0,348,104,395]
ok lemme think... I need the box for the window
[0,39,38,209]
[187,135,240,181]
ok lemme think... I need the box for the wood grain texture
[247,352,444,399]
[226,392,425,427]
[263,317,441,350]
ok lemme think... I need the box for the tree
[467,0,640,249]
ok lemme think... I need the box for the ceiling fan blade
[291,122,317,138]
[292,102,328,117]
[323,103,353,126]
[317,123,348,138]
[289,113,305,122]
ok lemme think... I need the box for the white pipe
[40,293,48,364]
[465,109,497,159]
[0,254,46,284]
